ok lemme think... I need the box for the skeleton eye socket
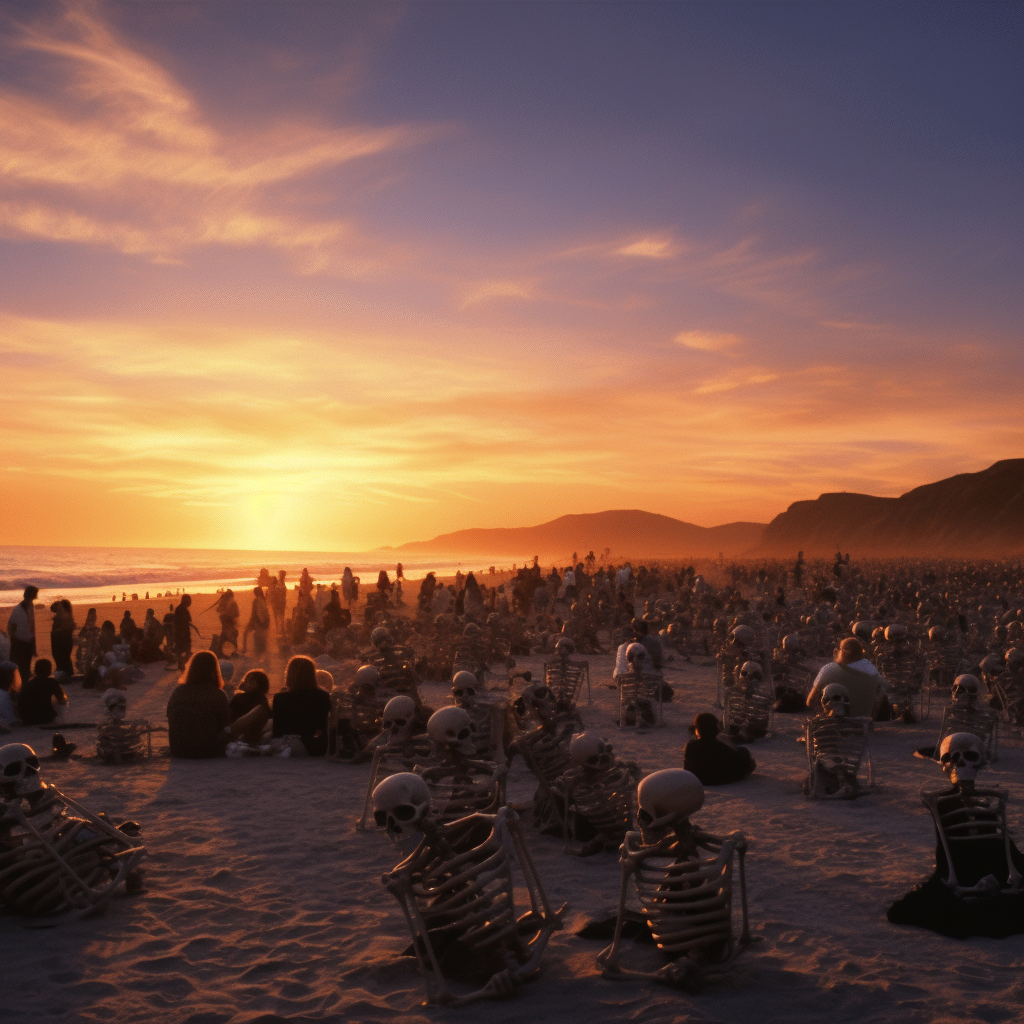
[374,810,388,826]
[3,761,24,777]
[637,808,653,825]
[393,804,417,821]
[457,728,471,741]
[390,718,407,728]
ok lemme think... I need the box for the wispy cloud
[0,2,429,271]
[674,330,744,353]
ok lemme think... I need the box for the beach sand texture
[1,606,1022,1023]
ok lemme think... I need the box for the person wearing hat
[7,585,39,687]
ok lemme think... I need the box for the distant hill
[397,510,766,561]
[758,459,1024,557]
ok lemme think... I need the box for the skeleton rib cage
[556,762,638,852]
[96,719,153,763]
[876,647,929,718]
[599,829,751,981]
[921,786,1023,893]
[926,643,969,689]
[804,715,873,797]
[0,788,145,919]
[382,808,561,1006]
[615,668,665,728]
[543,657,591,708]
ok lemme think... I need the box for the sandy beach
[0,602,1021,1024]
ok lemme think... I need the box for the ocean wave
[0,569,260,591]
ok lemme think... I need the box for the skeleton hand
[654,958,704,993]
[480,969,518,1000]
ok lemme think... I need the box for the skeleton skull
[938,732,986,785]
[636,769,704,836]
[372,772,431,838]
[782,633,804,655]
[370,627,392,649]
[554,637,575,658]
[852,621,875,643]
[451,670,478,707]
[884,624,908,642]
[102,687,128,721]
[738,661,763,686]
[821,682,851,717]
[354,664,380,690]
[979,653,1003,679]
[519,682,558,720]
[382,695,416,738]
[0,742,42,796]
[951,674,981,704]
[569,732,614,770]
[730,625,756,648]
[625,642,648,667]
[427,706,474,753]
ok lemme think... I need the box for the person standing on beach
[8,585,39,686]
[243,586,270,658]
[49,598,76,676]
[173,595,200,667]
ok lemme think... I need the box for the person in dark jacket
[18,658,68,726]
[682,712,755,785]
[272,655,331,756]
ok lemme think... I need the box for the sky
[1,0,1021,552]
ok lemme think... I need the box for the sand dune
[1,647,1022,1024]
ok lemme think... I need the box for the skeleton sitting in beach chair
[595,768,753,992]
[925,627,968,690]
[554,732,641,855]
[715,625,759,707]
[95,689,154,764]
[929,674,998,761]
[614,643,664,728]
[724,661,773,743]
[450,671,506,761]
[509,683,577,834]
[0,743,146,920]
[372,773,562,1006]
[803,683,873,799]
[543,637,591,708]
[925,733,1022,896]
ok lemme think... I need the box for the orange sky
[1,2,1021,552]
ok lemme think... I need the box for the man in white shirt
[7,585,39,687]
[807,637,883,717]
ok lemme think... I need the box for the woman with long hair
[271,655,331,756]
[49,599,76,676]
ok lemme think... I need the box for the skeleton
[920,733,1022,896]
[95,689,153,764]
[931,674,999,761]
[614,643,664,728]
[715,625,763,708]
[372,773,562,1006]
[554,732,641,855]
[803,684,874,799]
[417,707,508,823]
[509,683,578,834]
[596,769,753,992]
[543,637,591,708]
[329,664,386,758]
[450,670,506,760]
[724,661,773,743]
[876,626,928,720]
[0,743,146,919]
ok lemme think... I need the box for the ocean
[0,545,511,607]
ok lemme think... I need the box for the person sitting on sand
[229,669,272,743]
[0,661,21,731]
[18,658,68,726]
[321,588,350,635]
[166,651,269,758]
[806,638,883,718]
[271,655,331,756]
[682,712,756,785]
[119,610,138,643]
